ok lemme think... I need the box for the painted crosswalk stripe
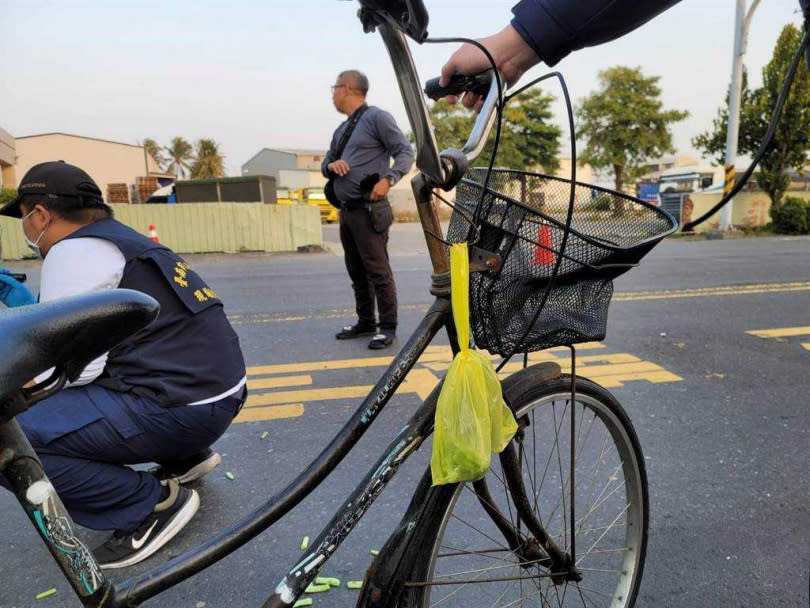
[247,375,313,390]
[235,403,305,423]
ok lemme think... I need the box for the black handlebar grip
[424,71,493,101]
[10,273,26,284]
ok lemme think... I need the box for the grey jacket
[322,105,414,203]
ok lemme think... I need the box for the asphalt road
[0,226,808,607]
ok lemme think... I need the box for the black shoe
[93,480,199,569]
[368,330,396,350]
[336,323,377,340]
[150,448,222,484]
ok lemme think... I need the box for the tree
[190,139,226,179]
[0,188,17,210]
[692,70,757,165]
[693,24,810,206]
[164,137,194,179]
[577,66,688,198]
[141,138,166,169]
[426,88,562,173]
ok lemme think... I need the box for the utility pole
[721,0,761,231]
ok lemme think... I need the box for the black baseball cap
[1,160,104,218]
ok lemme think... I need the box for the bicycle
[2,2,702,607]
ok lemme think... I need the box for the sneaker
[93,479,199,569]
[368,330,396,350]
[336,323,377,340]
[150,448,222,484]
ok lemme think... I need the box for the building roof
[241,147,327,170]
[279,148,327,156]
[0,127,14,144]
[176,175,273,186]
[15,132,145,149]
[645,154,697,166]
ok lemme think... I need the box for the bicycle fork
[497,433,582,583]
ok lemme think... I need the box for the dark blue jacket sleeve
[511,0,683,66]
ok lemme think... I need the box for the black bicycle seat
[0,289,159,403]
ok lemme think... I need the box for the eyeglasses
[330,84,347,92]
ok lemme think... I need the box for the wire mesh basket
[446,167,677,356]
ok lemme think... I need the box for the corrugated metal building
[241,148,327,190]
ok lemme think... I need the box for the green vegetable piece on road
[293,600,313,608]
[370,549,379,556]
[260,431,269,440]
[315,577,340,587]
[300,535,309,550]
[347,581,364,589]
[304,583,330,593]
[36,589,57,600]
[225,472,235,481]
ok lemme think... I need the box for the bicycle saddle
[0,289,159,403]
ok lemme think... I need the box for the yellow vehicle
[275,188,296,205]
[299,187,339,223]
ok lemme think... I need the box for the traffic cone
[148,224,159,243]
[533,222,556,265]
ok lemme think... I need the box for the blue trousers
[5,384,243,532]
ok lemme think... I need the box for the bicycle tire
[397,374,649,608]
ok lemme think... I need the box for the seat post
[0,419,112,607]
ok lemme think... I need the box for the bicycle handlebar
[376,20,503,188]
[423,71,493,101]
[456,72,502,168]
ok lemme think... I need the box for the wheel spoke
[449,513,510,552]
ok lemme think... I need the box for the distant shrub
[771,196,809,234]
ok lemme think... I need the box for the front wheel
[400,375,649,608]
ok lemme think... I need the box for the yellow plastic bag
[431,243,518,485]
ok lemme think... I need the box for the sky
[0,1,804,175]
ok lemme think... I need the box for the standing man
[0,161,247,569]
[323,69,414,349]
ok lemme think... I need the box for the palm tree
[164,137,194,179]
[190,138,226,179]
[141,138,165,170]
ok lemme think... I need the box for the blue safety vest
[61,218,246,407]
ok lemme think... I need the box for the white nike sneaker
[93,479,199,569]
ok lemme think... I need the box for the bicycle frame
[0,13,568,608]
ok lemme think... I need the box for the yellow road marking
[613,282,810,302]
[747,326,810,338]
[246,385,372,407]
[235,403,305,423]
[236,343,682,423]
[802,343,810,351]
[247,353,442,376]
[400,368,441,401]
[243,367,443,408]
[247,375,313,390]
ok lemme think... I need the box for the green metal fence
[0,203,322,260]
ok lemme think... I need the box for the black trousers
[339,206,397,330]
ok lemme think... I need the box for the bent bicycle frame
[0,16,575,608]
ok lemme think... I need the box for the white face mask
[21,208,48,259]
